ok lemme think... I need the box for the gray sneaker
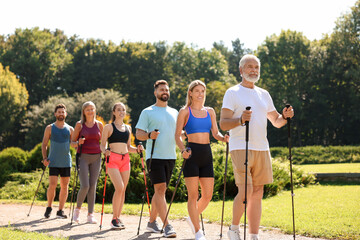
[163,224,176,238]
[146,220,161,233]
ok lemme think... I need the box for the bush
[271,145,360,164]
[25,143,44,171]
[0,143,316,202]
[0,147,28,187]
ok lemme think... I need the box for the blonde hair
[111,102,126,122]
[185,80,206,107]
[81,101,96,124]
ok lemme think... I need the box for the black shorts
[183,143,214,178]
[146,159,175,185]
[49,167,71,177]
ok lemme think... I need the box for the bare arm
[136,128,160,141]
[100,124,110,156]
[127,125,140,153]
[208,108,228,142]
[70,122,82,148]
[175,108,188,152]
[41,125,51,166]
[220,108,251,131]
[267,106,294,128]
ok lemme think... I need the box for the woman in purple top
[71,101,104,224]
[175,80,229,240]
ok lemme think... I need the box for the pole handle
[245,106,251,124]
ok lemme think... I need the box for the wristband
[148,132,152,139]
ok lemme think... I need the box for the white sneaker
[72,208,80,223]
[186,217,195,234]
[87,213,97,224]
[195,229,206,240]
[250,234,259,240]
[227,228,241,240]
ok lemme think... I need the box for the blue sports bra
[184,107,212,134]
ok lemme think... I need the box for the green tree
[0,64,28,149]
[257,30,311,146]
[0,28,72,105]
[23,88,126,150]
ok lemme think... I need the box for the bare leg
[117,171,130,219]
[247,185,264,234]
[59,176,70,210]
[47,176,58,207]
[185,177,200,232]
[108,168,125,219]
[232,184,253,225]
[150,182,168,225]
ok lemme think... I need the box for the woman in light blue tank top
[175,80,229,239]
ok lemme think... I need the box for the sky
[0,0,357,51]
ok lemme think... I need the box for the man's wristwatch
[148,132,152,139]
[239,116,245,126]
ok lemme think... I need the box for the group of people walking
[41,54,294,240]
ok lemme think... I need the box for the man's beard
[56,116,65,121]
[157,93,170,102]
[242,72,260,83]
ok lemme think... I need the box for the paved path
[0,203,327,240]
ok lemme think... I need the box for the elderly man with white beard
[220,54,294,240]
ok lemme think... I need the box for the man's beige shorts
[230,150,273,186]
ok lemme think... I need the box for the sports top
[78,122,101,154]
[48,123,72,168]
[184,107,212,134]
[108,123,129,144]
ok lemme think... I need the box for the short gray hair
[239,54,261,68]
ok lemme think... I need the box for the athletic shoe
[250,235,259,240]
[227,227,241,240]
[117,218,125,229]
[186,216,195,234]
[111,218,121,229]
[72,209,80,223]
[44,207,52,218]
[146,220,161,233]
[195,229,206,240]
[56,210,68,219]
[163,224,176,238]
[87,214,97,224]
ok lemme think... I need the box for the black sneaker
[56,210,67,219]
[111,218,121,229]
[44,207,52,218]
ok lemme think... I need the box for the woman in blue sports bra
[175,80,229,240]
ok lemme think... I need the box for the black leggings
[183,142,214,178]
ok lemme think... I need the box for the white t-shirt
[222,84,276,151]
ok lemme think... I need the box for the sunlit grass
[0,227,68,240]
[2,184,359,239]
[298,163,360,173]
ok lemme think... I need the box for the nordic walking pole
[244,106,251,240]
[148,129,159,173]
[27,165,47,216]
[220,131,229,238]
[137,143,151,235]
[286,104,296,240]
[100,155,110,230]
[200,213,205,235]
[161,147,191,233]
[70,136,83,224]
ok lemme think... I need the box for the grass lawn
[1,184,359,240]
[297,163,360,173]
[0,227,67,240]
